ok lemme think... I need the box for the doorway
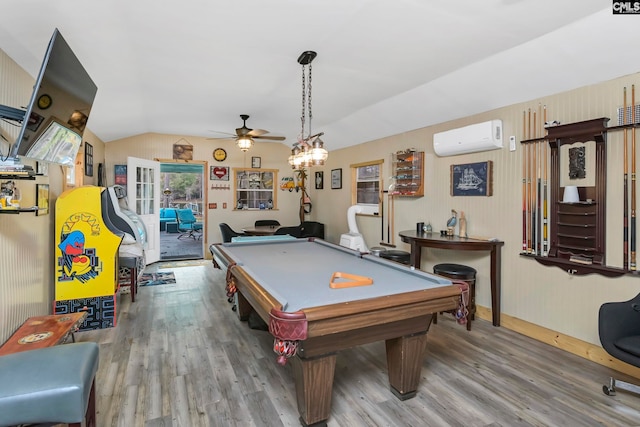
[160,162,205,261]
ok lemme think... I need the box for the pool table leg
[235,291,251,321]
[291,354,337,427]
[385,331,429,400]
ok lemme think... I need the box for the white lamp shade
[563,186,580,203]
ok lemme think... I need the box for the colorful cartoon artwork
[54,186,123,302]
[57,226,98,284]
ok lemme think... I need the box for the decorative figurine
[459,211,467,238]
[446,209,457,236]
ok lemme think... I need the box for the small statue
[459,211,467,238]
[446,209,457,236]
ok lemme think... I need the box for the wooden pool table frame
[211,241,463,426]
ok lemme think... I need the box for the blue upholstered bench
[0,342,99,427]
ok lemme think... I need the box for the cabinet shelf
[391,151,424,197]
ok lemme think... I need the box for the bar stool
[433,263,477,331]
[0,342,99,426]
[379,249,411,265]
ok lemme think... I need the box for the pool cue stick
[532,122,538,254]
[632,84,637,270]
[624,87,629,270]
[389,193,396,247]
[537,141,543,255]
[380,189,385,243]
[543,105,549,255]
[522,111,527,252]
[528,109,533,252]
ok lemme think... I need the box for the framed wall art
[315,171,324,189]
[331,168,342,189]
[251,156,261,168]
[84,142,93,176]
[36,184,49,216]
[114,164,127,186]
[210,165,230,181]
[450,161,493,196]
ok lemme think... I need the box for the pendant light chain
[308,63,312,137]
[301,63,306,140]
[288,50,327,169]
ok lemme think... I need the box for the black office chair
[219,223,244,243]
[599,292,640,396]
[300,221,325,239]
[255,220,280,227]
[274,225,302,238]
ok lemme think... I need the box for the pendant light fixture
[288,50,328,168]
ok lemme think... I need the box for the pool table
[210,238,465,426]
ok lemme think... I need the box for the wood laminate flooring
[77,262,640,426]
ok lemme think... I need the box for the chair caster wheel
[602,384,616,396]
[231,305,237,312]
[227,297,234,303]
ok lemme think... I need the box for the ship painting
[450,161,493,196]
[457,168,483,191]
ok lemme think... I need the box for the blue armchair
[160,208,178,231]
[176,208,203,240]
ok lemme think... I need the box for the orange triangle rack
[329,272,373,289]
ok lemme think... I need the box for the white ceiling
[1,1,639,151]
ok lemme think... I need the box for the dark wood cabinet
[546,118,608,266]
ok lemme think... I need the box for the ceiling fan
[208,114,285,151]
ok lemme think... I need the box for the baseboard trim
[475,305,640,380]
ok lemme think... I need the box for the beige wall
[317,72,640,351]
[104,133,307,244]
[0,49,105,344]
[2,45,640,377]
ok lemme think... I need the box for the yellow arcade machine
[54,186,123,330]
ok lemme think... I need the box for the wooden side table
[0,312,87,356]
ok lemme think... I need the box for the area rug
[139,271,176,286]
[157,259,210,269]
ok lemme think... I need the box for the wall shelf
[0,207,39,214]
[391,151,424,197]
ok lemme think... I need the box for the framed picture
[84,142,93,176]
[172,139,193,160]
[315,171,324,189]
[35,161,48,176]
[26,111,45,132]
[36,184,49,216]
[251,156,261,168]
[114,164,127,186]
[210,165,230,181]
[450,161,493,196]
[331,168,342,189]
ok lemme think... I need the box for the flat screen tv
[0,28,97,167]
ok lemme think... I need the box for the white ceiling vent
[433,120,503,157]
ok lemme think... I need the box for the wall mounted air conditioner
[433,119,503,157]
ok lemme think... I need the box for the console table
[0,312,87,356]
[399,230,504,326]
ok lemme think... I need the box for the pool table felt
[219,239,451,313]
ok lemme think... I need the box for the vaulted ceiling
[1,1,639,151]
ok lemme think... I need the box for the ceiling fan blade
[248,129,269,137]
[206,136,234,140]
[208,129,236,137]
[253,135,286,141]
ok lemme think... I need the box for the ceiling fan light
[236,136,253,151]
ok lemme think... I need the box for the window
[234,168,277,210]
[351,159,383,211]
